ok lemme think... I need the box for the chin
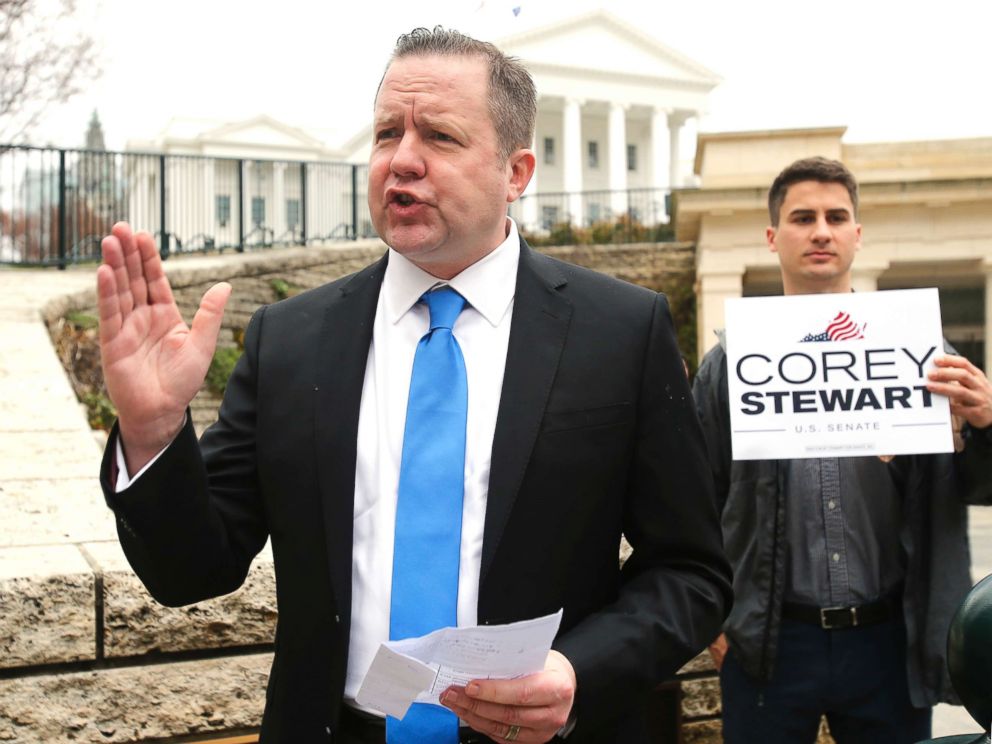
[382,226,440,255]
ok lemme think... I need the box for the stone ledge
[85,541,277,658]
[0,479,115,548]
[678,650,715,675]
[0,545,96,667]
[0,431,101,480]
[0,539,276,673]
[0,652,271,743]
[681,676,720,719]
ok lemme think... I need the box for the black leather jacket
[692,337,992,706]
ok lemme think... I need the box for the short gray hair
[385,26,537,161]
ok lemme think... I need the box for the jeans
[720,617,932,744]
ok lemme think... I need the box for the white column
[651,107,672,221]
[668,111,687,188]
[203,160,216,240]
[562,97,584,226]
[696,269,744,361]
[607,102,629,220]
[522,132,539,231]
[985,260,992,374]
[243,160,253,236]
[850,260,889,293]
[273,162,286,242]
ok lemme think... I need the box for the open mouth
[393,193,416,207]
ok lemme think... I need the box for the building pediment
[129,115,344,160]
[499,10,720,89]
[197,115,329,151]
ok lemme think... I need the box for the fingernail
[441,690,454,705]
[466,682,481,696]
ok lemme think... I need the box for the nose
[390,130,426,179]
[811,214,831,242]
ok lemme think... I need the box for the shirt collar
[383,218,520,327]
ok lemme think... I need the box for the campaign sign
[724,288,952,460]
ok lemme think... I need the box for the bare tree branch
[0,0,101,143]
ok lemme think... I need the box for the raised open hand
[97,222,231,473]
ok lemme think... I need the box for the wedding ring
[505,723,521,741]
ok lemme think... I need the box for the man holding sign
[692,157,992,743]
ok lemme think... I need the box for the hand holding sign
[927,355,992,430]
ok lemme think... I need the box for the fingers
[933,354,979,373]
[443,688,549,742]
[96,264,122,345]
[122,225,147,307]
[707,632,728,671]
[188,282,233,361]
[135,229,176,307]
[102,222,170,317]
[928,355,992,429]
[101,227,134,318]
[442,658,575,743]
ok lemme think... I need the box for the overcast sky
[29,0,992,154]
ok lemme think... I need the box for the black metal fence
[0,145,374,267]
[0,145,675,268]
[510,187,672,240]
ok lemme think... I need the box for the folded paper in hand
[355,609,563,719]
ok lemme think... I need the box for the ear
[505,148,537,203]
[766,226,778,253]
[854,222,863,251]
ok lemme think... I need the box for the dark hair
[767,157,859,226]
[385,26,537,161]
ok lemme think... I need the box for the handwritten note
[356,610,563,719]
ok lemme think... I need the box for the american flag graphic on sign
[799,311,867,342]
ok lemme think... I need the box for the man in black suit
[97,27,731,743]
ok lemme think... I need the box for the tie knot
[423,287,466,331]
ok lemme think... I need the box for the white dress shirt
[345,221,519,704]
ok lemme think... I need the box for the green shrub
[66,312,99,331]
[270,277,304,301]
[81,391,117,431]
[206,346,243,395]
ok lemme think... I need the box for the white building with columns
[122,12,719,245]
[501,10,718,229]
[124,116,369,250]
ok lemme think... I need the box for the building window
[544,137,555,166]
[587,141,599,169]
[588,203,601,222]
[286,199,300,230]
[251,197,266,227]
[627,144,638,172]
[216,195,231,227]
[541,205,559,230]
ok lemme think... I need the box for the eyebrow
[417,112,464,133]
[788,207,852,218]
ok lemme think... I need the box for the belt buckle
[819,606,857,629]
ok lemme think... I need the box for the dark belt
[782,594,898,630]
[337,706,493,744]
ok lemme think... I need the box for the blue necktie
[387,287,467,744]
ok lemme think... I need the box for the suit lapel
[314,254,387,618]
[481,241,571,585]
